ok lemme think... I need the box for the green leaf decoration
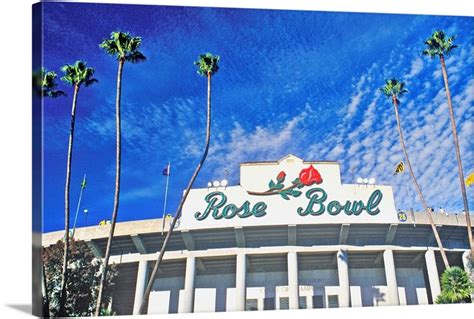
[291,189,302,197]
[274,183,284,190]
[268,179,276,189]
[292,178,304,189]
[280,192,290,200]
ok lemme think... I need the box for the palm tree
[435,266,473,303]
[381,79,450,268]
[138,53,220,314]
[58,61,97,316]
[34,66,65,317]
[33,67,65,98]
[422,30,473,260]
[95,31,146,316]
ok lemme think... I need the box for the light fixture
[357,177,363,183]
[221,179,228,187]
[83,209,88,213]
[207,181,212,187]
[213,180,220,187]
[363,178,369,184]
[368,178,375,185]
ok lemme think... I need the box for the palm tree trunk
[392,95,450,268]
[439,54,474,260]
[138,71,213,314]
[95,58,124,316]
[58,84,79,316]
[42,255,50,317]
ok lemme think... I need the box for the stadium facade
[42,155,473,314]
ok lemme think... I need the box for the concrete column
[132,260,149,314]
[182,256,196,313]
[462,250,473,275]
[425,249,441,302]
[236,253,247,311]
[287,251,299,309]
[462,250,474,301]
[383,249,399,305]
[337,250,350,307]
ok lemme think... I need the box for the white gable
[180,155,398,230]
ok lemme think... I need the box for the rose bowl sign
[180,155,399,230]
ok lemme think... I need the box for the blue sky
[41,3,474,232]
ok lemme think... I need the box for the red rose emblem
[276,171,286,182]
[299,165,322,186]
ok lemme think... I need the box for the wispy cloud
[203,104,316,182]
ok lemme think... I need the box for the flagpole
[71,173,86,239]
[161,162,170,235]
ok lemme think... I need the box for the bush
[43,239,118,316]
[435,266,473,304]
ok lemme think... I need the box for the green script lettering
[195,191,227,220]
[195,191,267,221]
[195,189,383,221]
[297,188,327,216]
[252,202,267,217]
[366,190,383,215]
[343,200,366,215]
[236,201,252,218]
[327,200,342,215]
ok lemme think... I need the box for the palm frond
[437,266,474,303]
[33,67,65,98]
[423,30,458,58]
[85,79,99,87]
[125,51,146,63]
[60,61,98,88]
[194,52,220,77]
[380,78,408,102]
[48,90,66,97]
[100,31,146,62]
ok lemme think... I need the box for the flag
[394,162,404,175]
[162,163,170,176]
[81,175,87,189]
[466,172,474,187]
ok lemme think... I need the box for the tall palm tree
[138,53,220,314]
[95,31,146,316]
[58,61,97,316]
[422,30,473,260]
[381,79,450,268]
[34,66,65,317]
[33,67,65,98]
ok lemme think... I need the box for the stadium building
[42,155,473,314]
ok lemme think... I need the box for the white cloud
[405,57,424,79]
[312,34,474,213]
[204,104,315,181]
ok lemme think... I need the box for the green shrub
[435,266,473,304]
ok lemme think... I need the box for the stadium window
[279,297,289,310]
[312,295,324,308]
[263,297,275,310]
[299,296,307,309]
[327,295,339,308]
[245,299,258,311]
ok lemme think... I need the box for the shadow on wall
[372,287,386,306]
